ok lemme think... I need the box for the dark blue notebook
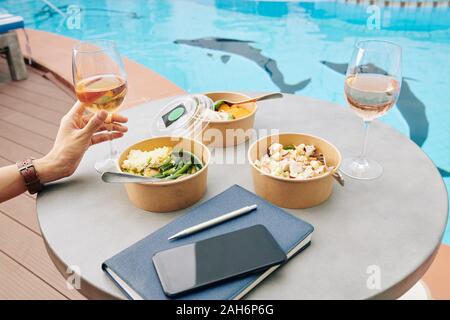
[102,185,314,300]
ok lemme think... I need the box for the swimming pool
[1,0,449,243]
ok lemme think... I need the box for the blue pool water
[1,0,449,243]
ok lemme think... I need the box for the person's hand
[35,101,128,183]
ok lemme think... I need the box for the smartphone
[152,225,287,297]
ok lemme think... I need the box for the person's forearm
[0,165,27,203]
[0,156,63,203]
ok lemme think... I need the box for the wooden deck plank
[0,92,64,124]
[0,251,66,300]
[0,119,54,154]
[6,77,75,104]
[0,81,71,114]
[0,156,10,167]
[0,79,74,106]
[0,58,74,103]
[0,136,43,162]
[0,106,58,140]
[42,72,76,99]
[0,194,41,235]
[0,213,86,300]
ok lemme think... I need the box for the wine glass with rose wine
[341,40,402,180]
[72,40,127,173]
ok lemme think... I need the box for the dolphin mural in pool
[321,60,449,177]
[174,37,311,94]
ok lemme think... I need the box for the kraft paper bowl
[118,136,210,213]
[248,133,342,209]
[202,92,257,147]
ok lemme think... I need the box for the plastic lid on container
[150,94,213,138]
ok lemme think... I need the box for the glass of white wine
[72,40,128,173]
[341,40,402,180]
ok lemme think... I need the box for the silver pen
[168,204,258,241]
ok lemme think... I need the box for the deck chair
[0,13,27,80]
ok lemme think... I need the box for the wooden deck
[0,57,86,299]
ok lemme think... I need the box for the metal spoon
[317,154,345,187]
[101,171,162,184]
[332,170,345,187]
[213,92,283,110]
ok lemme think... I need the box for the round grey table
[37,93,448,300]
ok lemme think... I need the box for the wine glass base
[94,158,118,174]
[341,157,383,180]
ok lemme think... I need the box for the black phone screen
[152,225,287,297]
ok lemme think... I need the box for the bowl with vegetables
[118,136,210,212]
[201,92,257,147]
[248,133,342,209]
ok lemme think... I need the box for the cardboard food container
[118,136,210,213]
[248,133,342,209]
[202,92,257,147]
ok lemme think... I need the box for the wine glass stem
[106,116,117,160]
[358,120,371,166]
[108,132,116,159]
